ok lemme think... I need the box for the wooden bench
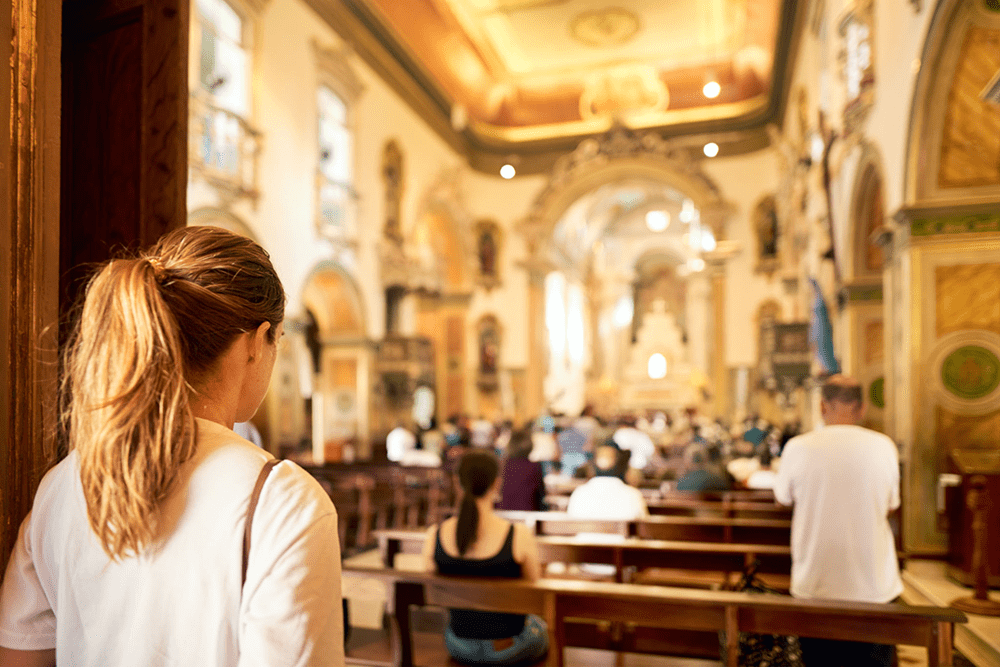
[304,462,452,539]
[315,473,374,552]
[342,566,967,667]
[375,529,791,584]
[496,510,792,545]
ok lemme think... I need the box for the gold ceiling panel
[312,0,799,169]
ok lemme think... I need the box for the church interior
[4,0,1000,664]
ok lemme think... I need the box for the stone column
[525,268,547,419]
[710,269,728,418]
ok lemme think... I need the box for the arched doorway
[301,263,371,461]
[521,129,734,418]
[407,173,475,424]
[842,148,886,434]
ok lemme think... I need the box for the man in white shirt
[567,446,648,520]
[611,419,655,470]
[386,423,417,462]
[774,375,902,667]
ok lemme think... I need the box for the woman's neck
[474,494,495,518]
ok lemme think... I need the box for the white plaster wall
[463,171,547,369]
[701,150,797,367]
[250,0,472,337]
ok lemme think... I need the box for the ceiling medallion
[570,8,640,47]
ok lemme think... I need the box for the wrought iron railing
[189,93,262,200]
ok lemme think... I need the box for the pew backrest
[342,566,966,667]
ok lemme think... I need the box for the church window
[317,85,354,238]
[567,283,586,365]
[545,272,567,366]
[195,0,249,117]
[314,44,364,242]
[188,0,260,199]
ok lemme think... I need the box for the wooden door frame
[1,0,62,569]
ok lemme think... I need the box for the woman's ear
[248,321,271,363]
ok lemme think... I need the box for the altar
[619,300,704,411]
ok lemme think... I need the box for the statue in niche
[753,195,781,277]
[474,220,501,289]
[479,229,496,277]
[477,316,500,391]
[382,140,403,243]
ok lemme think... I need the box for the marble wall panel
[938,26,1000,189]
[935,263,1000,338]
[936,404,1000,458]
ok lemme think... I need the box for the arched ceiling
[308,0,801,174]
[551,179,710,279]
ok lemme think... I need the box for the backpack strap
[243,459,280,587]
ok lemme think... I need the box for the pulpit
[946,449,1000,588]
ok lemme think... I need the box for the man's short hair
[821,376,863,405]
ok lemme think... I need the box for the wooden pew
[375,529,791,584]
[304,462,452,536]
[495,510,792,545]
[646,496,792,519]
[544,492,792,518]
[315,474,374,552]
[342,566,967,667]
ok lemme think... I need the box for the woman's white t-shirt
[0,418,344,666]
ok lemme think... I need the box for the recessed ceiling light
[645,210,670,232]
[500,164,516,179]
[703,81,721,98]
[703,142,719,158]
[687,258,706,272]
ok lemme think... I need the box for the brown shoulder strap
[243,459,280,587]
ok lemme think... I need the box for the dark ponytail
[455,449,499,556]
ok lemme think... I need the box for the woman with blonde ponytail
[420,449,548,666]
[0,226,343,667]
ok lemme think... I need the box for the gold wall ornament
[382,139,405,243]
[838,0,876,136]
[752,195,781,277]
[579,65,668,122]
[569,7,640,47]
[474,219,502,290]
[476,315,502,392]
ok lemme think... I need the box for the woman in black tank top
[421,450,548,665]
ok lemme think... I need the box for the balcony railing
[316,176,358,245]
[189,93,262,200]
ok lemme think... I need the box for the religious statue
[382,140,403,243]
[753,195,781,277]
[474,220,501,289]
[477,316,501,391]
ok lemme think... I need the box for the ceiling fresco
[313,0,799,170]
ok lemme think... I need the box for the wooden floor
[902,560,1000,667]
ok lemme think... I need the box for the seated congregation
[322,376,970,667]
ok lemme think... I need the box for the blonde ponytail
[65,259,194,558]
[63,226,285,559]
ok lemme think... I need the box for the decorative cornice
[839,281,883,304]
[523,126,735,234]
[895,202,1000,237]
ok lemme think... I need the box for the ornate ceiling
[308,0,801,173]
